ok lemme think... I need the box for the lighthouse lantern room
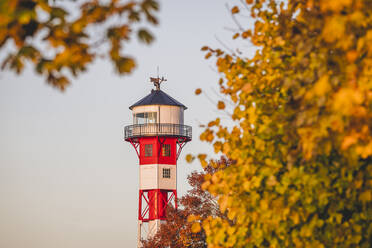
[124,77,192,246]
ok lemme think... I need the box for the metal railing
[124,123,192,140]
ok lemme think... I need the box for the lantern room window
[163,168,171,178]
[162,144,171,157]
[144,144,153,157]
[134,112,157,124]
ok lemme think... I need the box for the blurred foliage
[142,159,230,248]
[0,0,158,90]
[195,0,372,247]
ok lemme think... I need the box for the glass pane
[162,144,171,157]
[147,112,157,123]
[134,112,157,124]
[162,168,171,178]
[135,113,145,124]
[145,144,153,157]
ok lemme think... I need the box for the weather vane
[150,67,166,90]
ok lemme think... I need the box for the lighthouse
[124,76,192,246]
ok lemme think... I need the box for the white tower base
[137,220,143,248]
[148,219,162,238]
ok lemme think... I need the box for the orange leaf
[341,135,358,150]
[231,6,240,14]
[346,50,358,63]
[195,88,202,95]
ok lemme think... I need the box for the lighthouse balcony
[124,123,192,141]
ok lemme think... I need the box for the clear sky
[0,0,246,247]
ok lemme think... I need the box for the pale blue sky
[0,1,253,247]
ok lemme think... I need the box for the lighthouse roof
[129,89,187,110]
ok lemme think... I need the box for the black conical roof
[129,89,187,110]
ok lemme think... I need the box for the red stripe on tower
[124,76,191,248]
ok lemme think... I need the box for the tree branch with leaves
[195,0,372,247]
[0,0,158,90]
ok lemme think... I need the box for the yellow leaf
[219,196,229,213]
[300,226,312,237]
[322,15,345,43]
[291,212,300,224]
[217,101,225,110]
[213,141,222,153]
[341,134,358,150]
[222,142,230,154]
[201,181,210,190]
[198,154,208,167]
[185,154,195,163]
[191,222,201,233]
[18,11,32,24]
[243,181,250,191]
[260,199,268,210]
[266,175,277,186]
[346,50,358,63]
[313,75,330,96]
[72,21,84,33]
[212,172,220,183]
[187,214,200,222]
[332,88,364,115]
[242,83,252,93]
[320,0,352,12]
[357,142,372,158]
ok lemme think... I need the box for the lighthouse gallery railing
[124,123,192,140]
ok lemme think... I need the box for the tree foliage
[142,161,228,248]
[0,0,158,90]
[196,0,372,247]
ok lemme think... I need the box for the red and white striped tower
[124,77,192,247]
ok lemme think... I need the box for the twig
[214,35,235,55]
[223,26,241,33]
[225,3,245,32]
[239,0,251,12]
